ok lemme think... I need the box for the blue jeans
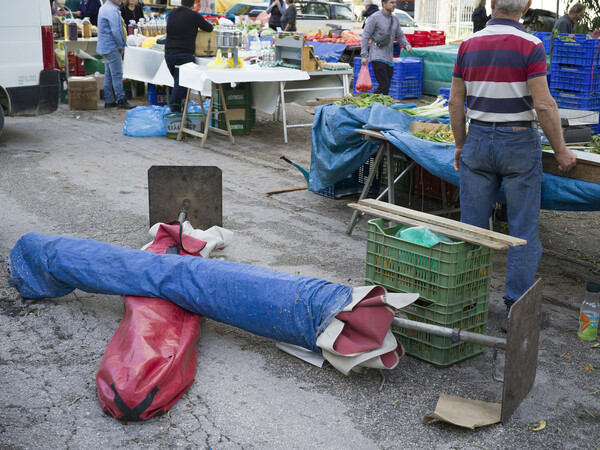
[459,123,543,307]
[165,52,195,113]
[102,49,126,103]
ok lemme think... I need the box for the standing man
[449,0,577,331]
[97,0,134,109]
[280,0,297,32]
[553,3,586,34]
[360,0,412,96]
[164,0,213,113]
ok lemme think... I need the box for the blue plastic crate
[316,157,381,199]
[439,87,450,100]
[550,64,600,92]
[390,78,422,100]
[393,57,423,80]
[533,31,552,54]
[552,35,600,67]
[550,88,600,110]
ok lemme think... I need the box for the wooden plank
[315,97,342,102]
[542,149,600,184]
[355,128,385,140]
[266,186,307,195]
[348,203,509,250]
[358,198,526,247]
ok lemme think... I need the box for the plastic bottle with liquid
[577,281,600,341]
[82,17,91,39]
[68,20,78,41]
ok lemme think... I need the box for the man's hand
[554,148,577,172]
[361,58,368,66]
[405,44,412,52]
[454,146,462,172]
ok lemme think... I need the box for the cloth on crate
[308,102,600,211]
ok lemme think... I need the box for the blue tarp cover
[309,42,347,62]
[7,233,353,353]
[309,102,600,211]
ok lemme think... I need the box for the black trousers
[371,61,394,96]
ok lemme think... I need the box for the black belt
[470,119,534,128]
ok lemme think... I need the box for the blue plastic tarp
[309,42,347,63]
[7,233,353,353]
[309,102,600,211]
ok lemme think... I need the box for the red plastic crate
[413,165,458,203]
[67,53,85,76]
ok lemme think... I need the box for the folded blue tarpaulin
[309,102,600,211]
[7,233,352,353]
[309,42,347,62]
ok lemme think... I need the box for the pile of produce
[305,30,361,46]
[402,98,449,118]
[334,93,395,107]
[412,127,454,143]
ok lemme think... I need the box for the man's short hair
[381,0,393,4]
[493,0,529,17]
[570,3,585,14]
[287,0,295,4]
[181,0,195,7]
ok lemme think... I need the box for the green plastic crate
[83,55,104,75]
[213,83,252,109]
[391,295,488,367]
[365,218,492,306]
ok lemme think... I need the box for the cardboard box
[195,30,218,57]
[68,76,98,110]
[409,122,451,133]
[93,74,104,97]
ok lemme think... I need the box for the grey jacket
[361,10,409,63]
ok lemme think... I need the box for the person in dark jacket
[362,0,379,28]
[267,0,286,30]
[280,0,297,31]
[121,0,145,25]
[164,0,213,113]
[73,0,102,26]
[554,3,585,34]
[472,0,491,33]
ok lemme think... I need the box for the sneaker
[117,99,134,110]
[104,101,117,108]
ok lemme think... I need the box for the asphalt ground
[1,98,600,449]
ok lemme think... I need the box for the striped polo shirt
[452,18,547,122]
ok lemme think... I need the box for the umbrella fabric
[7,232,419,373]
[97,223,205,420]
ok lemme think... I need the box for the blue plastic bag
[123,106,167,137]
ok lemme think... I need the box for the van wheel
[0,107,4,137]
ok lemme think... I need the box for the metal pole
[392,317,507,349]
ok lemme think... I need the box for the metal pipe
[392,317,506,350]
[177,198,190,223]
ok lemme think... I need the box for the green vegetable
[412,131,454,143]
[334,93,395,107]
[402,98,449,118]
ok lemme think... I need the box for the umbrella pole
[391,279,542,423]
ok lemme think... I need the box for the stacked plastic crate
[364,218,492,367]
[213,83,256,135]
[549,35,600,133]
[406,30,446,48]
[353,57,423,100]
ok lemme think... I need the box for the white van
[0,0,60,136]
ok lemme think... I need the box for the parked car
[393,8,434,34]
[0,0,59,136]
[224,1,269,22]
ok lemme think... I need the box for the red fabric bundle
[96,223,206,421]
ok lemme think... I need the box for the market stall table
[122,46,351,142]
[56,38,98,79]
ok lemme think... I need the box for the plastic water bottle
[577,282,600,341]
[82,17,91,39]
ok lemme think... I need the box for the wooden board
[357,198,527,247]
[348,203,509,250]
[542,149,600,185]
[301,44,321,71]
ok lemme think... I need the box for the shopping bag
[356,64,373,93]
